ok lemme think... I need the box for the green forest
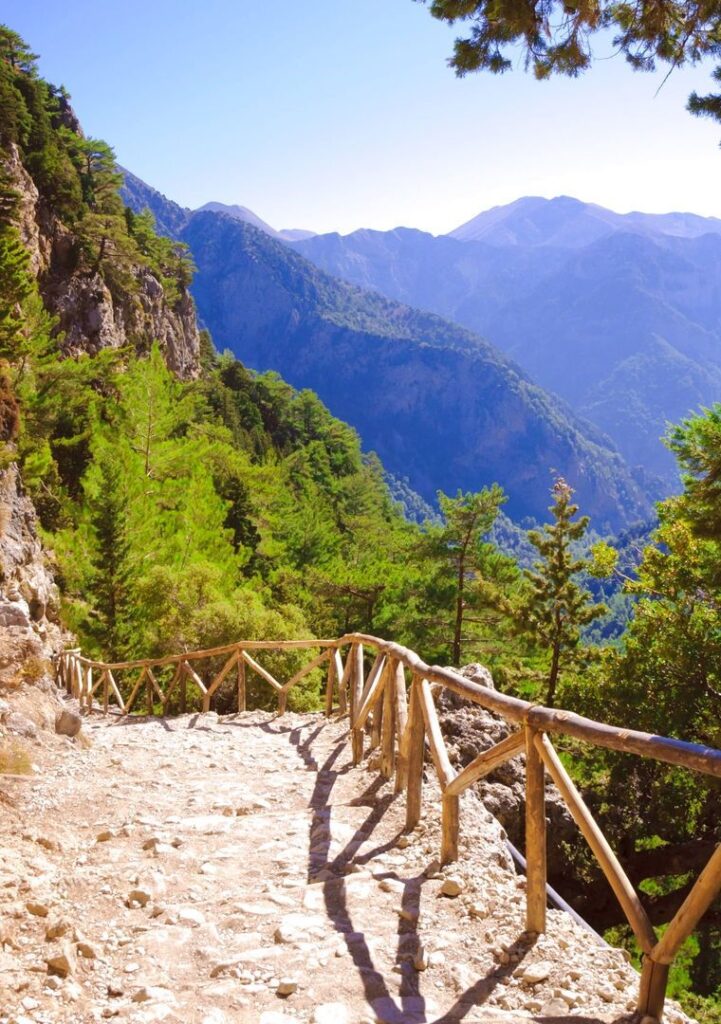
[2,24,721,1019]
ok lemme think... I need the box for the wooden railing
[56,633,721,1021]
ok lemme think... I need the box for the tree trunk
[452,551,465,666]
[546,637,561,707]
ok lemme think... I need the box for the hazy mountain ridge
[291,197,721,484]
[121,173,651,530]
[450,195,721,246]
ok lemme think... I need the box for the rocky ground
[0,699,691,1024]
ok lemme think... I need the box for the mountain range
[291,196,721,484]
[121,173,652,531]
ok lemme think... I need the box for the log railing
[56,633,721,1021]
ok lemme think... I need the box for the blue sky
[4,0,721,234]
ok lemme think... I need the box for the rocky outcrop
[437,664,575,875]
[0,464,62,684]
[2,144,201,380]
[46,266,200,378]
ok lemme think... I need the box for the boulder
[55,708,82,738]
[5,711,37,738]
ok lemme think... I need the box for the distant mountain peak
[194,202,315,242]
[448,195,721,247]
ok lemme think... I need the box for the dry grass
[0,737,32,775]
[21,656,52,684]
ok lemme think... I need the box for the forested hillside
[121,171,651,532]
[293,197,721,489]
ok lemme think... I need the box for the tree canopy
[418,0,721,122]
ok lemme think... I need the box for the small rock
[63,979,83,1002]
[76,941,97,959]
[276,977,298,997]
[46,942,77,977]
[55,708,82,738]
[124,962,140,974]
[46,918,72,940]
[543,999,569,1015]
[26,901,50,917]
[132,986,175,1003]
[36,835,62,852]
[107,980,124,997]
[126,888,151,908]
[45,975,63,991]
[96,830,114,843]
[440,877,463,897]
[178,907,205,927]
[519,960,552,984]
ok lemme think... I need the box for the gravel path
[0,705,690,1024]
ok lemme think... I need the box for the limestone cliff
[0,125,202,681]
[2,143,200,379]
[0,463,61,683]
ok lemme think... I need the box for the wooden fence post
[441,792,459,866]
[324,651,335,717]
[179,664,187,714]
[405,676,425,830]
[380,659,396,779]
[393,663,409,794]
[351,644,364,764]
[370,695,384,751]
[638,959,670,1021]
[237,653,246,713]
[525,724,547,934]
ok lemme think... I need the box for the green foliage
[516,478,607,705]
[420,0,721,127]
[561,410,721,1005]
[407,485,523,667]
[668,404,721,547]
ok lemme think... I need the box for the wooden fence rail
[56,633,721,1021]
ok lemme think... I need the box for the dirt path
[0,706,689,1024]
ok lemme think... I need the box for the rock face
[0,464,62,684]
[437,664,576,875]
[2,144,200,381]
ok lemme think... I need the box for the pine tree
[428,485,509,665]
[518,477,605,706]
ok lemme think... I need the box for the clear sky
[4,0,721,235]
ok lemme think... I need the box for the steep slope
[122,172,650,528]
[196,200,315,241]
[292,201,721,484]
